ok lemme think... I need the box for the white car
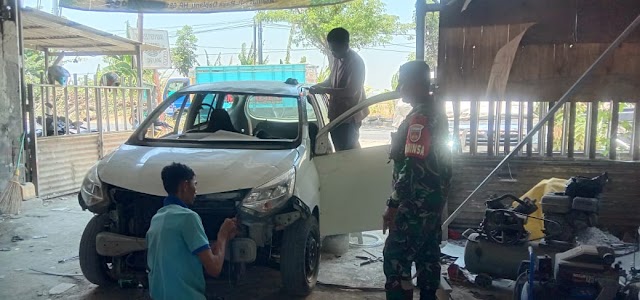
[77,79,400,295]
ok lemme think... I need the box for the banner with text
[128,28,171,69]
[59,0,353,13]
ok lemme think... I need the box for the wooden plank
[495,101,502,154]
[487,100,495,156]
[539,102,546,156]
[470,100,479,155]
[526,100,534,157]
[453,101,461,152]
[560,102,569,156]
[634,102,640,161]
[505,99,512,153]
[440,0,640,44]
[518,101,525,156]
[568,101,577,158]
[609,101,620,160]
[546,101,555,157]
[589,101,599,159]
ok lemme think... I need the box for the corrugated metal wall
[447,157,640,231]
[102,132,133,156]
[35,132,132,198]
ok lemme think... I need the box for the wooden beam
[634,101,640,161]
[453,101,461,153]
[470,100,479,155]
[609,101,620,160]
[487,100,495,156]
[505,99,512,154]
[526,100,533,157]
[546,101,555,157]
[47,51,137,56]
[568,101,576,158]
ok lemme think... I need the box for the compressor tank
[464,231,573,280]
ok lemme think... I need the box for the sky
[23,0,418,91]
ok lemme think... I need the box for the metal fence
[25,80,154,198]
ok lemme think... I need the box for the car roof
[181,80,304,97]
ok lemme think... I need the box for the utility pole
[257,20,263,64]
[252,20,257,64]
[136,13,143,88]
[51,0,59,15]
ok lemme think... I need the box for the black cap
[396,60,430,91]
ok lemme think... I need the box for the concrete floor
[0,195,505,300]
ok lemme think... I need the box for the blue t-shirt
[146,196,211,300]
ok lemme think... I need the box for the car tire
[79,214,115,286]
[280,215,320,296]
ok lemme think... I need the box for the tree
[23,49,45,83]
[422,10,440,69]
[255,0,406,64]
[172,25,199,77]
[98,55,154,85]
[238,42,256,65]
[204,49,211,65]
[299,56,308,64]
[214,52,222,66]
[284,25,295,64]
[238,42,270,65]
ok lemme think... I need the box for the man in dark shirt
[310,27,368,151]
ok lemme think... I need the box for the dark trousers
[330,120,360,151]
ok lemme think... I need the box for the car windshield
[131,91,306,149]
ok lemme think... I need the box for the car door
[313,91,401,236]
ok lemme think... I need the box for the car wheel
[79,214,115,286]
[280,215,320,296]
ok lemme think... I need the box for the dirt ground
[0,195,510,300]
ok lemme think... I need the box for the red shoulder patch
[404,115,431,159]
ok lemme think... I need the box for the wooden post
[487,100,495,156]
[505,100,512,154]
[546,101,555,157]
[588,101,599,159]
[453,101,461,153]
[609,101,619,160]
[568,101,576,158]
[470,100,479,155]
[526,100,533,157]
[633,101,640,161]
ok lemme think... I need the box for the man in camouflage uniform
[383,61,453,300]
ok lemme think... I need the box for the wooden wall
[437,0,640,102]
[448,156,640,232]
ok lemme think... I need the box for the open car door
[314,91,401,236]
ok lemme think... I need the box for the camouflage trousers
[383,208,442,300]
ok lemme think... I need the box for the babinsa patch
[404,115,431,159]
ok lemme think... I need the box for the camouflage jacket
[387,102,453,212]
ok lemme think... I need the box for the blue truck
[163,64,318,117]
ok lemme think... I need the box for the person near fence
[383,61,453,300]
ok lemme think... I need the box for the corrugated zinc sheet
[36,134,100,198]
[102,132,133,156]
[447,156,640,231]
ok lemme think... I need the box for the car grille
[107,185,248,239]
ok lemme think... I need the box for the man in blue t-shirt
[146,162,237,300]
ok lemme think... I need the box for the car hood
[98,144,298,196]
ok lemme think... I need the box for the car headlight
[241,168,296,215]
[80,164,106,207]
